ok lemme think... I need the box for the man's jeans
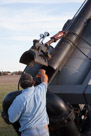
[21,125,49,136]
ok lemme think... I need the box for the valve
[39,32,50,44]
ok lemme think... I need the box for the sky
[0,0,85,72]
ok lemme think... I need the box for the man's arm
[39,69,48,86]
[35,69,48,97]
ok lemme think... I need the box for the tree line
[0,71,22,76]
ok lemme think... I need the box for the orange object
[36,74,41,78]
[45,74,48,81]
[36,74,48,81]
[45,125,48,130]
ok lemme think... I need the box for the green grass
[0,84,18,136]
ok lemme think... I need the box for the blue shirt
[8,82,49,132]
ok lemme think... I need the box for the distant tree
[12,71,22,75]
[17,71,22,75]
[0,71,2,76]
[3,72,8,75]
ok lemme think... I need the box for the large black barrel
[1,91,22,136]
[52,19,91,85]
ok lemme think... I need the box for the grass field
[0,75,20,136]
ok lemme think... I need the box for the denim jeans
[21,125,49,136]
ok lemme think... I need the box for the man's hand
[39,69,46,75]
[39,69,48,85]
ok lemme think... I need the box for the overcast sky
[0,0,84,72]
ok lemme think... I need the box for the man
[8,69,49,136]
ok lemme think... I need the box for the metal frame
[48,69,91,104]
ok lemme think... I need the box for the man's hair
[20,73,33,89]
